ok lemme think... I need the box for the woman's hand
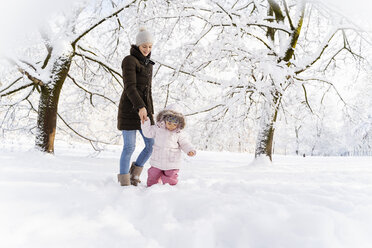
[138,107,148,124]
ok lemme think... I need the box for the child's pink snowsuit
[141,108,195,186]
[147,166,179,186]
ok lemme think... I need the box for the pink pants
[147,166,179,187]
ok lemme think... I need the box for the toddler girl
[141,106,196,186]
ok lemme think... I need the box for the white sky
[0,0,78,57]
[322,0,372,30]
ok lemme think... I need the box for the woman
[117,27,155,186]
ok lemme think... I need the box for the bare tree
[147,0,370,161]
[0,0,137,153]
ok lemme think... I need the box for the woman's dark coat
[117,45,155,130]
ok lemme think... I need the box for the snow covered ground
[1,141,372,248]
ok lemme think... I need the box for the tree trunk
[35,54,73,153]
[253,0,283,161]
[253,1,305,161]
[254,92,281,161]
[295,126,301,155]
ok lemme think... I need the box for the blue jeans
[119,130,154,174]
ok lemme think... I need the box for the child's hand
[187,151,196,157]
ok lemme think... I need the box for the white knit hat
[135,27,154,46]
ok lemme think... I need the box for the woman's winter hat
[136,27,154,46]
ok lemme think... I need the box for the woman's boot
[117,174,130,186]
[129,162,143,186]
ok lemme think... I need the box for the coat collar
[130,45,155,66]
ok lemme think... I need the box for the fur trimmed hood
[156,109,186,130]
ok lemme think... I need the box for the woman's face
[138,43,152,57]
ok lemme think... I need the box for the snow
[1,142,372,248]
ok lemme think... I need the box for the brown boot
[117,173,130,186]
[129,162,143,186]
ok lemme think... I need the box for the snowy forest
[2,1,372,247]
[1,0,372,158]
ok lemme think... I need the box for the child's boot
[117,174,130,186]
[129,162,143,186]
[162,169,179,185]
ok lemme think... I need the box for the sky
[0,0,80,57]
[321,0,372,31]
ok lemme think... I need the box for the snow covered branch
[74,52,122,87]
[0,83,34,98]
[57,112,110,151]
[71,0,137,47]
[67,74,116,106]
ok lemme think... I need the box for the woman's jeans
[119,130,154,174]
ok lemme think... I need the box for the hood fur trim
[156,109,185,130]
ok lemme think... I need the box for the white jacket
[141,119,195,170]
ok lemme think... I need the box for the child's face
[165,121,178,131]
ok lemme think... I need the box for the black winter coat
[117,45,155,130]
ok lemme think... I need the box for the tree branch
[295,28,340,74]
[74,52,122,87]
[295,77,347,105]
[282,3,305,62]
[213,22,291,34]
[301,83,313,114]
[242,30,275,52]
[0,77,22,95]
[71,0,137,47]
[0,83,34,97]
[186,104,224,116]
[283,0,295,30]
[41,48,53,69]
[57,112,111,151]
[6,58,45,86]
[154,61,221,85]
[67,74,116,106]
[267,0,285,21]
[215,2,233,21]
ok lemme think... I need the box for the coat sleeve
[122,56,146,110]
[141,119,156,138]
[178,132,195,154]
